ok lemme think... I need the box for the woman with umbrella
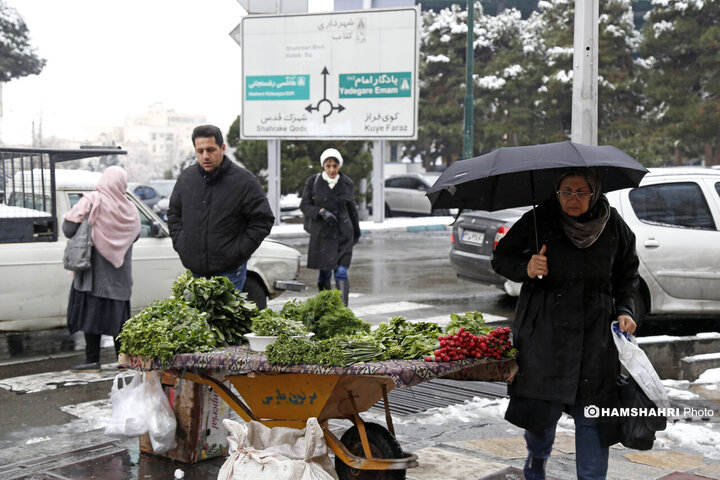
[491,167,639,480]
[300,148,361,306]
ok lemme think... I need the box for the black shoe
[317,281,332,291]
[70,362,101,373]
[523,456,547,480]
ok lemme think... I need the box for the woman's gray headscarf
[554,167,610,249]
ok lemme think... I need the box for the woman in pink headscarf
[63,166,141,372]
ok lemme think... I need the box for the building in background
[87,103,205,181]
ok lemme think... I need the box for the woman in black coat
[300,148,361,306]
[491,167,639,480]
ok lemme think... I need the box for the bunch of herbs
[171,271,257,346]
[117,298,216,367]
[373,316,442,360]
[280,290,371,340]
[445,312,492,336]
[250,309,307,336]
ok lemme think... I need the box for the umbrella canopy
[427,141,648,211]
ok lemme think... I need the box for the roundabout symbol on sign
[305,67,345,123]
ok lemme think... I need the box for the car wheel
[334,422,406,480]
[242,276,267,310]
[384,203,392,218]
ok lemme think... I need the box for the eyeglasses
[556,190,593,201]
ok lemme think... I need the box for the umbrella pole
[530,171,540,253]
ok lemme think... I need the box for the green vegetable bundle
[445,312,492,336]
[280,290,371,340]
[373,316,442,360]
[117,298,216,367]
[171,271,257,346]
[265,335,383,367]
[250,309,307,336]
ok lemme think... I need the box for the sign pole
[267,139,281,225]
[462,0,475,159]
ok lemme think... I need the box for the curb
[269,221,451,240]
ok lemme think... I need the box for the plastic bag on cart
[144,370,177,453]
[218,417,338,480]
[105,371,148,437]
[611,321,671,409]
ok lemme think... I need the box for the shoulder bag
[63,209,93,271]
[303,174,321,234]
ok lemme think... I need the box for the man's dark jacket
[167,157,275,277]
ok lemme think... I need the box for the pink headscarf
[63,166,141,268]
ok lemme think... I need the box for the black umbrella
[426,141,648,212]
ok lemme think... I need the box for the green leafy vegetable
[265,335,318,365]
[280,290,371,340]
[445,312,492,336]
[250,309,307,336]
[117,298,216,367]
[171,271,257,346]
[372,316,442,360]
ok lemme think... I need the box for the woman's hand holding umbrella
[527,244,548,279]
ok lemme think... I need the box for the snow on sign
[241,7,419,140]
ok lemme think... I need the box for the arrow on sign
[305,67,345,124]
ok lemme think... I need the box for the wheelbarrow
[120,346,517,479]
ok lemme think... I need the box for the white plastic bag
[611,321,671,409]
[105,371,148,437]
[218,417,338,480]
[144,370,177,453]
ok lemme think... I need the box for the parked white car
[384,172,454,217]
[0,168,303,332]
[449,167,720,322]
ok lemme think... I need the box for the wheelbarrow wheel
[334,422,406,480]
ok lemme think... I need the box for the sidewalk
[268,215,455,239]
[2,376,718,480]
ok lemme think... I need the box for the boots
[523,456,547,480]
[317,281,332,291]
[336,279,350,306]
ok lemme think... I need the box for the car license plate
[462,229,485,245]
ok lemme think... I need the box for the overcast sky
[1,0,332,146]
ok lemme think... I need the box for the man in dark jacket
[167,125,275,291]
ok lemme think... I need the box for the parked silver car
[449,167,720,322]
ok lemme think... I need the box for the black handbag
[303,174,321,234]
[599,374,667,450]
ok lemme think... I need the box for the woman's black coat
[300,172,361,270]
[491,197,639,411]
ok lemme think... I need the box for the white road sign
[241,7,420,140]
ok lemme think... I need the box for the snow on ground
[694,368,720,384]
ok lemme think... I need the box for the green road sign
[246,75,310,100]
[338,73,412,98]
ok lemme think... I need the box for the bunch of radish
[424,327,514,362]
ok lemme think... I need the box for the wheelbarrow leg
[347,389,373,460]
[381,383,395,436]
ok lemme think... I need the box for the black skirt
[66,286,131,337]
